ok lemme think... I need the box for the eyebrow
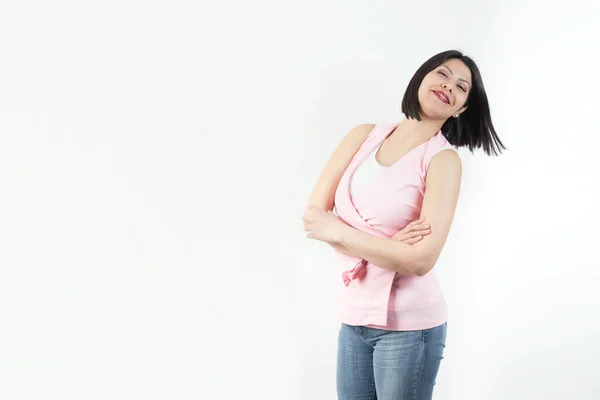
[440,65,471,87]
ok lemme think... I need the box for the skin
[303,57,471,277]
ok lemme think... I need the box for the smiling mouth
[432,90,450,104]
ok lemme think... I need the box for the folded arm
[305,124,374,256]
[334,149,462,276]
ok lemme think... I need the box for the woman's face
[417,58,472,120]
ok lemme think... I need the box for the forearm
[336,225,425,276]
[327,242,356,257]
[304,204,360,257]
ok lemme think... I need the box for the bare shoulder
[332,123,376,159]
[430,148,462,172]
[343,123,376,146]
[305,123,376,210]
[349,123,376,138]
[426,149,462,190]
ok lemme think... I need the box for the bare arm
[306,124,373,210]
[305,124,374,256]
[334,149,462,276]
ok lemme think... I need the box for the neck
[394,115,445,140]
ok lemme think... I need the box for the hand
[392,218,431,245]
[301,206,347,243]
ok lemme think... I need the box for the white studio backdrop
[0,1,598,399]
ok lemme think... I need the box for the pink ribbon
[341,258,368,286]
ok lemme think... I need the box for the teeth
[435,91,449,103]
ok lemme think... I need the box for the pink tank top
[333,123,458,330]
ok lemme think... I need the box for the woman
[302,50,505,400]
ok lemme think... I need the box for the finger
[408,228,431,237]
[408,223,431,233]
[405,219,420,228]
[404,235,423,245]
[409,236,423,245]
[391,232,409,241]
[395,229,429,241]
[391,233,404,241]
[301,214,313,222]
[394,221,428,238]
[404,219,426,231]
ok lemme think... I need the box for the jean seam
[411,329,427,400]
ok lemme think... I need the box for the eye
[459,86,466,92]
[437,71,448,77]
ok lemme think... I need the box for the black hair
[401,50,506,156]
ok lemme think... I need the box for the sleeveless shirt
[333,122,458,330]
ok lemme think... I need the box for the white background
[0,0,599,399]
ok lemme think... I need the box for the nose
[442,82,452,92]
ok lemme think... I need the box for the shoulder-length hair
[401,50,506,156]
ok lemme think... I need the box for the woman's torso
[333,122,457,330]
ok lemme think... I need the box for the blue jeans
[337,322,447,400]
